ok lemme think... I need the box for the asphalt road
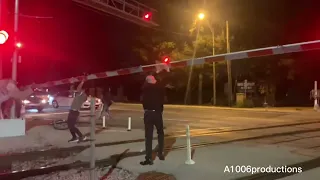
[25,103,317,133]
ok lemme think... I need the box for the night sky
[1,0,320,97]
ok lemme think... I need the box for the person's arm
[76,79,85,92]
[155,70,174,89]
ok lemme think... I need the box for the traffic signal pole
[10,0,19,119]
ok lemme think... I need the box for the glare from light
[0,30,8,44]
[198,13,205,20]
[0,34,6,44]
[23,100,30,104]
[16,42,22,48]
[41,99,47,104]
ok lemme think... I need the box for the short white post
[127,117,131,131]
[314,81,319,111]
[185,125,195,165]
[102,116,106,129]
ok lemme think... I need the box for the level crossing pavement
[2,103,320,179]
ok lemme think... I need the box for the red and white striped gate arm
[34,40,320,88]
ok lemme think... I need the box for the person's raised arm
[76,79,85,92]
[155,70,174,89]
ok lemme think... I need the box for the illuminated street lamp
[198,13,205,20]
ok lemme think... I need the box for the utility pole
[197,0,206,105]
[226,20,232,106]
[10,0,19,119]
[211,26,216,105]
[185,22,201,104]
[198,70,203,105]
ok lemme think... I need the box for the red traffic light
[163,56,170,63]
[0,30,9,44]
[143,12,152,21]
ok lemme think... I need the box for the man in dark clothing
[99,90,113,119]
[67,79,88,143]
[140,74,171,165]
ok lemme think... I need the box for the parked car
[22,94,49,112]
[51,90,102,109]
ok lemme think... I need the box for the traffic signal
[0,30,9,44]
[163,56,170,64]
[143,12,152,21]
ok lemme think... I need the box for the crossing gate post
[127,117,131,131]
[102,116,106,129]
[314,81,319,111]
[185,125,195,165]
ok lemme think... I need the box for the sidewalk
[65,128,319,180]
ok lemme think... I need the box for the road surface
[25,103,319,132]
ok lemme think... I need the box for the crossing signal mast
[72,0,158,27]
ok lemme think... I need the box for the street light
[198,13,205,20]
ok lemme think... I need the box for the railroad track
[2,120,320,179]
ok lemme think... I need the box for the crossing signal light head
[163,56,170,63]
[0,30,9,44]
[143,12,152,21]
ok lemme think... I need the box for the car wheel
[37,107,44,112]
[52,100,59,108]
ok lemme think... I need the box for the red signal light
[163,56,170,63]
[143,12,152,21]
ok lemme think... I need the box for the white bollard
[127,117,131,131]
[314,81,319,111]
[102,116,106,129]
[185,125,195,165]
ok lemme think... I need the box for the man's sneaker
[158,153,165,161]
[140,159,153,166]
[78,136,87,142]
[68,137,78,143]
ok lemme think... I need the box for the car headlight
[41,99,47,104]
[22,100,30,104]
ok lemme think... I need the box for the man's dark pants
[67,110,83,138]
[144,110,164,160]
